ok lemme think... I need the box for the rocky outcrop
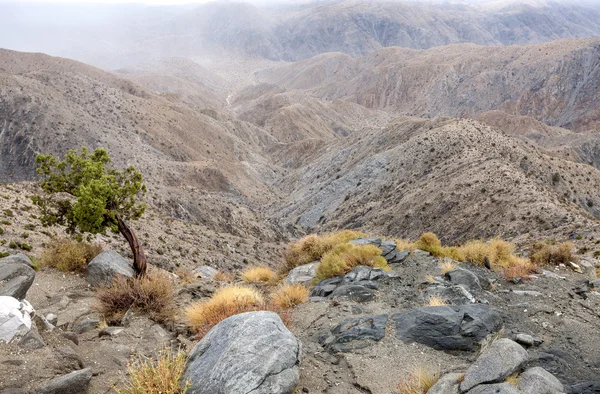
[285,262,318,286]
[86,250,134,287]
[392,304,503,351]
[310,265,390,302]
[320,314,388,353]
[0,254,35,300]
[183,311,301,394]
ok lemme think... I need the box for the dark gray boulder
[385,249,410,263]
[460,339,528,392]
[330,284,375,302]
[182,311,301,394]
[310,266,389,300]
[568,381,600,394]
[517,367,564,394]
[0,255,35,300]
[391,304,503,351]
[86,250,134,287]
[321,314,388,353]
[35,367,93,394]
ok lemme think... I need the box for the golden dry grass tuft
[397,366,440,394]
[185,285,295,337]
[242,266,278,283]
[116,347,190,394]
[395,238,416,251]
[504,374,519,387]
[282,230,368,273]
[427,296,448,306]
[316,243,388,281]
[40,237,102,272]
[529,241,577,266]
[270,284,309,309]
[214,270,233,282]
[95,273,175,324]
[174,268,195,285]
[440,259,457,275]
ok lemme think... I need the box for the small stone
[330,284,375,302]
[46,313,58,326]
[0,257,36,300]
[99,327,124,337]
[322,314,388,353]
[578,260,597,280]
[18,327,46,349]
[74,314,100,334]
[569,261,582,273]
[302,388,309,393]
[514,333,543,347]
[60,332,79,346]
[349,238,382,247]
[285,262,319,286]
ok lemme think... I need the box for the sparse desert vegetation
[116,347,190,394]
[397,366,440,394]
[94,273,175,324]
[270,283,309,309]
[316,242,388,280]
[241,266,277,283]
[39,238,102,272]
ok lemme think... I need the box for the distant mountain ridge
[2,0,600,68]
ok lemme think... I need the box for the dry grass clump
[440,259,457,275]
[174,268,195,285]
[186,285,295,337]
[395,238,416,251]
[427,296,448,306]
[95,273,175,324]
[214,270,233,282]
[282,230,367,273]
[116,347,190,394]
[397,366,440,394]
[242,266,278,283]
[270,284,309,309]
[40,237,102,272]
[504,374,519,387]
[529,241,577,266]
[500,257,539,281]
[316,243,388,281]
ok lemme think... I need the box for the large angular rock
[0,255,35,300]
[284,262,318,286]
[35,367,93,394]
[321,314,387,353]
[465,382,519,394]
[517,367,564,394]
[392,304,503,351]
[427,373,462,394]
[444,268,482,294]
[183,311,301,394]
[349,238,382,247]
[568,381,600,394]
[86,250,134,287]
[0,254,35,269]
[330,284,375,302]
[460,339,528,392]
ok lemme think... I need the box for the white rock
[0,296,34,343]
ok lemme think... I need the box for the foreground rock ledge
[182,311,301,394]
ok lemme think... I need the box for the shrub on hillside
[40,238,102,272]
[95,273,175,324]
[241,266,277,283]
[316,243,388,281]
[529,241,577,266]
[270,284,309,309]
[116,347,190,394]
[282,230,367,273]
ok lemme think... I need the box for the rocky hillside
[256,37,600,132]
[270,116,600,243]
